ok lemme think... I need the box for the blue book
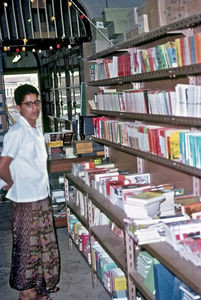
[154,263,175,300]
[179,131,186,164]
[179,282,201,299]
[190,35,196,65]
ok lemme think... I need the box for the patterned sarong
[9,197,60,293]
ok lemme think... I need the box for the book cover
[154,263,175,300]
[166,41,178,68]
[175,38,183,67]
[189,35,196,65]
[182,202,201,217]
[194,32,201,64]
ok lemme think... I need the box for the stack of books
[125,214,190,245]
[73,140,104,157]
[163,219,201,266]
[44,131,64,158]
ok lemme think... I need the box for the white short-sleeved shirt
[1,116,50,202]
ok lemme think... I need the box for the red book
[179,37,186,66]
[194,32,201,64]
[103,58,113,78]
[146,48,154,72]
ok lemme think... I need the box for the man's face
[17,93,41,127]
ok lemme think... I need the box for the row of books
[92,243,127,299]
[94,32,201,80]
[93,83,201,118]
[72,160,176,220]
[69,185,110,226]
[69,214,91,263]
[68,213,127,299]
[92,117,201,168]
[137,250,201,299]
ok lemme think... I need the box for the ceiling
[0,0,92,51]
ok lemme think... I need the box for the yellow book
[73,223,82,235]
[113,276,127,291]
[91,249,96,271]
[169,130,189,160]
[175,38,182,67]
[46,140,63,147]
[169,131,180,160]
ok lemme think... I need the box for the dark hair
[14,84,39,105]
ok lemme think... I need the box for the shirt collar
[19,115,36,129]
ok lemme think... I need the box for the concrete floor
[0,201,111,300]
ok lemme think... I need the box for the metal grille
[0,0,91,49]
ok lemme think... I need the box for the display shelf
[66,173,126,230]
[87,12,201,60]
[67,199,89,230]
[91,225,126,272]
[88,64,201,86]
[91,137,201,178]
[144,242,201,295]
[129,271,155,300]
[48,156,96,173]
[90,110,201,128]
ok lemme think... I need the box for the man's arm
[0,156,13,190]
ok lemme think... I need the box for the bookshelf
[65,171,201,298]
[88,63,201,86]
[89,110,201,127]
[66,11,201,300]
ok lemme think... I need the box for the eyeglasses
[21,100,41,108]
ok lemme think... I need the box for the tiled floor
[0,201,111,300]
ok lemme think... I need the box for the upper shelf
[87,12,201,61]
[90,110,201,128]
[88,64,201,86]
[91,137,201,178]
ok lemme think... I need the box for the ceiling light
[12,54,21,63]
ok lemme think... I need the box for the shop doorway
[4,73,43,131]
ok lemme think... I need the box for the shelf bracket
[87,196,98,288]
[193,176,200,196]
[137,157,144,173]
[125,231,136,299]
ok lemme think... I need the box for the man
[0,84,60,300]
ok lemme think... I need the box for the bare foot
[19,288,37,300]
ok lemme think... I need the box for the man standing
[0,84,60,300]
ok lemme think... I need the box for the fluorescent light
[12,54,21,63]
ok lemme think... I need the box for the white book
[175,84,189,116]
[169,90,177,115]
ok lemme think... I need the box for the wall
[79,0,146,18]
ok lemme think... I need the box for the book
[125,191,166,219]
[181,202,201,218]
[154,263,175,300]
[179,282,201,299]
[166,41,178,68]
